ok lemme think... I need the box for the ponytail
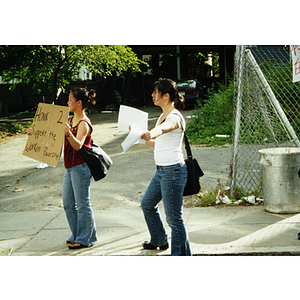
[174,90,185,111]
[71,87,96,109]
[87,89,96,106]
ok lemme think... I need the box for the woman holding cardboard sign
[62,87,97,249]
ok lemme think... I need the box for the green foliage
[0,45,146,102]
[78,45,145,77]
[184,190,218,208]
[260,61,300,106]
[183,179,263,208]
[188,52,219,76]
[186,80,234,146]
[199,189,219,206]
[0,120,32,137]
[238,60,300,145]
[260,60,300,137]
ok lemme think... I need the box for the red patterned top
[64,116,93,169]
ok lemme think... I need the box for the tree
[0,45,145,102]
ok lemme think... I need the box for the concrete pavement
[1,106,300,256]
[1,203,300,256]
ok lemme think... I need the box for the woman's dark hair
[153,78,185,111]
[71,87,96,109]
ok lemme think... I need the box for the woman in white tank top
[140,78,191,256]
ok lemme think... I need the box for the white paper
[35,163,50,169]
[118,105,148,132]
[121,122,145,153]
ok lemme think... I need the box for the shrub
[186,80,234,146]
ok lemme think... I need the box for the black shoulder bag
[173,113,204,196]
[183,131,204,196]
[79,141,113,181]
[69,116,113,181]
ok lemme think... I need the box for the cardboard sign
[23,103,69,167]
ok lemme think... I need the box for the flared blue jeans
[141,163,191,256]
[63,163,97,247]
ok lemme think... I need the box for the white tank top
[154,109,185,166]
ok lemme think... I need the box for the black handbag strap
[172,112,193,159]
[183,132,193,159]
[174,112,204,178]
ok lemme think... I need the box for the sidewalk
[1,203,300,256]
[1,106,300,256]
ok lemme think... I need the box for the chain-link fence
[230,45,300,196]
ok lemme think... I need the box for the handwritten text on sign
[23,103,69,167]
[291,45,300,83]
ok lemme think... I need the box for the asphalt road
[0,106,232,213]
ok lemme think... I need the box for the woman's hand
[27,128,32,135]
[64,122,71,137]
[140,130,151,141]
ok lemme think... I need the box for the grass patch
[0,120,33,140]
[183,179,263,208]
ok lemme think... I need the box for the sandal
[66,239,72,244]
[68,242,91,250]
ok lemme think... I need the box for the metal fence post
[231,45,245,196]
[245,49,300,147]
[231,45,300,195]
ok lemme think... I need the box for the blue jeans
[63,163,97,247]
[141,163,191,256]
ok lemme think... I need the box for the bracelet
[65,133,71,137]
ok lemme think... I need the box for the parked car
[176,78,206,109]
